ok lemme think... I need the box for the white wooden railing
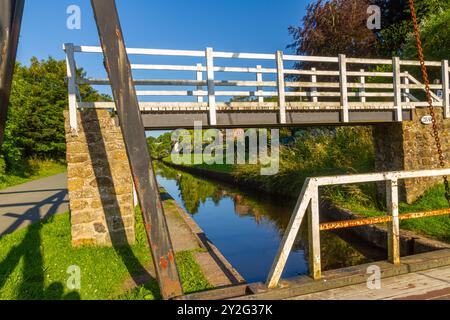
[64,43,450,132]
[266,168,450,289]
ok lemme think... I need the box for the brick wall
[373,108,450,203]
[64,110,135,246]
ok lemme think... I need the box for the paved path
[0,173,68,237]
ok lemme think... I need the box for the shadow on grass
[80,110,159,298]
[0,190,80,300]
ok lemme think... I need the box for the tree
[402,7,450,61]
[372,0,450,56]
[2,57,108,171]
[289,0,379,58]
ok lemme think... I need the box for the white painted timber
[442,60,449,118]
[276,51,286,124]
[393,57,403,121]
[64,43,78,133]
[339,54,349,123]
[206,47,217,126]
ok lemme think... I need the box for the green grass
[0,159,67,190]
[162,156,235,173]
[0,207,212,300]
[330,184,450,242]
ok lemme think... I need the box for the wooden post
[442,60,449,118]
[90,0,183,300]
[386,179,400,265]
[308,187,321,280]
[359,69,366,103]
[311,68,318,103]
[393,57,403,122]
[64,43,78,134]
[338,54,349,123]
[276,51,286,124]
[256,65,264,103]
[266,181,314,288]
[0,0,25,146]
[404,71,410,103]
[206,47,217,126]
[196,63,204,103]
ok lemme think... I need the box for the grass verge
[0,159,67,190]
[0,207,212,300]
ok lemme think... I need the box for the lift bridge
[2,0,450,300]
[65,43,450,131]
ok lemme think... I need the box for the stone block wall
[373,108,450,203]
[64,109,135,246]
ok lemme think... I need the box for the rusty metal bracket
[90,0,183,299]
[320,208,450,231]
[0,0,25,146]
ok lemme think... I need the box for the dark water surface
[156,163,371,283]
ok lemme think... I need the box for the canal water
[156,163,371,283]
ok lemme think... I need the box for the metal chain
[408,0,450,207]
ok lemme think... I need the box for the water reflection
[156,163,369,283]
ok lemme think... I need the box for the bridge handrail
[266,168,450,289]
[63,43,450,132]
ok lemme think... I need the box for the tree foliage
[402,7,450,61]
[372,0,450,56]
[1,57,108,171]
[288,0,379,58]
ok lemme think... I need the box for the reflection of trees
[179,174,220,214]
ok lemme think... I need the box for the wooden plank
[90,0,183,300]
[359,69,366,103]
[276,51,286,124]
[266,180,314,288]
[0,0,25,145]
[196,63,204,103]
[256,65,264,103]
[206,47,217,126]
[393,57,403,121]
[63,43,79,133]
[442,60,449,118]
[404,71,410,103]
[386,179,401,265]
[308,188,321,280]
[339,54,349,123]
[311,68,318,103]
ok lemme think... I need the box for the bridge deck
[64,44,450,131]
[289,265,450,300]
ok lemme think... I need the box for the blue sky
[17,0,308,136]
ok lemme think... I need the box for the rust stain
[145,223,152,233]
[168,250,174,262]
[320,208,450,231]
[159,256,169,270]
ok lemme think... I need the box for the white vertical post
[308,187,321,280]
[386,179,400,265]
[311,68,318,103]
[404,71,410,103]
[442,60,449,118]
[339,54,349,123]
[393,57,403,122]
[276,51,286,124]
[64,43,78,134]
[206,47,217,126]
[359,69,366,103]
[256,65,264,103]
[196,63,204,103]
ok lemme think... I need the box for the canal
[156,163,376,283]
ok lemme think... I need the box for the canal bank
[161,160,450,258]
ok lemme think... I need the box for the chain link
[409,0,450,207]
